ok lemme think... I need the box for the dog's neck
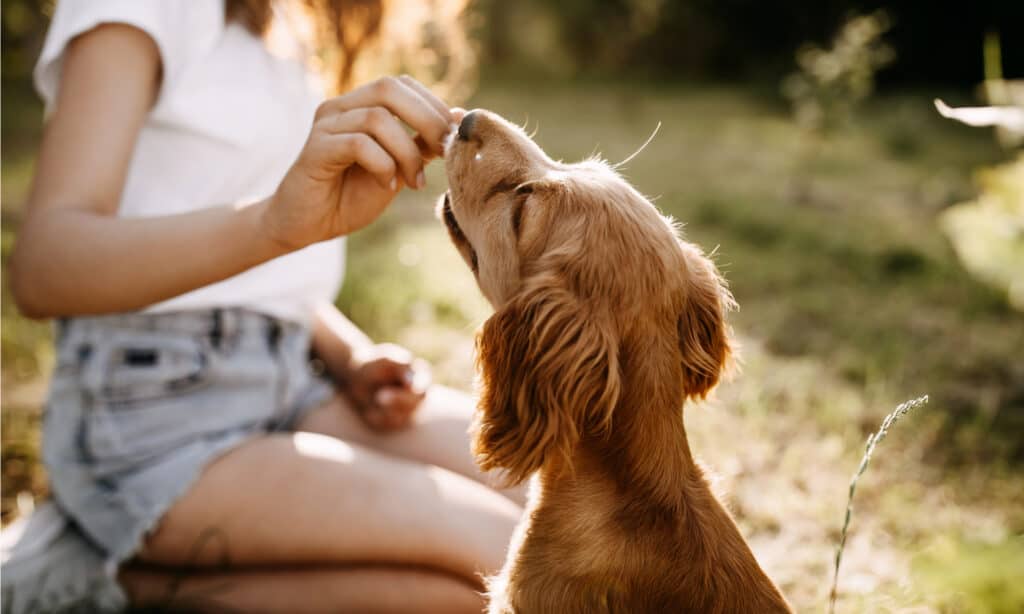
[587,339,712,509]
[536,358,723,533]
[587,371,714,515]
[531,342,789,610]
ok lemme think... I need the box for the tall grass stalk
[828,395,929,614]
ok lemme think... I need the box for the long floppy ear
[473,283,621,485]
[677,242,736,400]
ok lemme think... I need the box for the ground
[3,79,1023,612]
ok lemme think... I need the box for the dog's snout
[457,111,478,141]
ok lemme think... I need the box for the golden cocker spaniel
[440,109,792,613]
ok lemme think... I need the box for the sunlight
[292,432,357,464]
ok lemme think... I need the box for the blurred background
[3,0,1023,611]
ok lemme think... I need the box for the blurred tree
[474,0,1022,87]
[3,1,1021,89]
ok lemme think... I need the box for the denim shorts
[42,308,334,570]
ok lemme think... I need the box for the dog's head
[440,110,735,484]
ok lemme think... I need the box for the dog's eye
[486,176,526,204]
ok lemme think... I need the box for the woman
[1,1,521,611]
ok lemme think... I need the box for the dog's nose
[457,111,477,141]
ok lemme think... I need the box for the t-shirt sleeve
[34,0,223,113]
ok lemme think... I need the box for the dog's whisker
[612,121,662,169]
[518,113,530,131]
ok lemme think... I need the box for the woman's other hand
[261,75,455,250]
[340,343,432,432]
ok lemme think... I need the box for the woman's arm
[311,300,374,380]
[311,301,431,431]
[12,25,287,316]
[11,23,453,319]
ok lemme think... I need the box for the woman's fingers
[397,75,451,122]
[415,135,436,161]
[315,107,424,189]
[309,132,396,190]
[373,387,426,429]
[409,358,432,395]
[318,76,452,155]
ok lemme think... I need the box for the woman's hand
[261,75,455,251]
[340,343,432,432]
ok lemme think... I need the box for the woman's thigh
[122,564,484,614]
[139,431,520,584]
[296,385,527,504]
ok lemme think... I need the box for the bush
[781,12,895,133]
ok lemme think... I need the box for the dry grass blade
[827,395,929,613]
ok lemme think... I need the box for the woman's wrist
[311,302,375,384]
[242,195,295,262]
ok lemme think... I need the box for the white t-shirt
[34,0,344,325]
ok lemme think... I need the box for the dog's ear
[677,242,736,400]
[473,283,621,485]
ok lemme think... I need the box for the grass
[829,395,929,614]
[3,77,1023,611]
[915,535,1024,614]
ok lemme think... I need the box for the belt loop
[55,317,70,344]
[210,308,224,350]
[266,316,282,352]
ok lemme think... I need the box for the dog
[439,109,792,613]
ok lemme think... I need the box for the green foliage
[781,12,895,133]
[0,0,53,80]
[933,34,1024,311]
[939,156,1024,311]
[915,536,1024,614]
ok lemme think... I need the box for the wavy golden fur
[440,110,792,613]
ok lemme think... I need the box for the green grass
[2,78,1023,611]
[915,536,1024,614]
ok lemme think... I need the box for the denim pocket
[80,333,216,464]
[98,336,209,405]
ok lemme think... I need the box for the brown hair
[225,0,473,97]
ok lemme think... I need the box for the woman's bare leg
[296,385,528,505]
[121,564,484,614]
[139,432,520,586]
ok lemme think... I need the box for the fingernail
[416,170,426,190]
[403,368,415,386]
[374,389,394,406]
[389,177,398,191]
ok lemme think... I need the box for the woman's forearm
[17,24,454,321]
[10,199,288,318]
